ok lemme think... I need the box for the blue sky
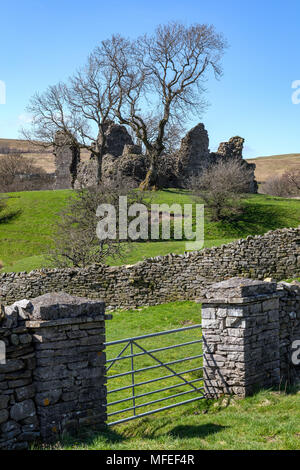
[0,0,299,158]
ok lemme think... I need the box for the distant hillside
[246,153,300,183]
[0,138,54,172]
[0,138,47,152]
[1,138,299,181]
[0,138,89,173]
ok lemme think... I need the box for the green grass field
[0,189,300,273]
[105,302,203,428]
[37,302,300,451]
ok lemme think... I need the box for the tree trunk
[139,151,160,191]
[90,144,105,183]
[96,152,103,182]
[91,129,106,184]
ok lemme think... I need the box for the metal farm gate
[104,324,204,426]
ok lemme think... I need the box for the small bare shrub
[0,153,50,192]
[282,169,300,196]
[192,159,254,221]
[49,182,149,268]
[261,176,289,197]
[261,170,300,197]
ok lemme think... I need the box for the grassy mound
[0,189,299,273]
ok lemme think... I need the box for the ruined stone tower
[217,136,245,159]
[98,121,133,157]
[176,123,210,184]
[210,136,258,193]
[53,131,80,189]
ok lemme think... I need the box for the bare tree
[192,159,254,221]
[261,170,300,197]
[261,175,290,197]
[22,52,120,180]
[49,182,149,268]
[0,153,48,192]
[23,22,226,188]
[100,23,226,189]
[283,169,300,195]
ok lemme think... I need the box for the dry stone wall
[0,300,38,450]
[0,293,110,449]
[278,282,300,384]
[0,227,299,308]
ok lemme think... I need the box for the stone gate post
[200,278,281,397]
[26,293,110,441]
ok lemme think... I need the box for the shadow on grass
[138,198,296,244]
[59,420,227,449]
[170,423,227,439]
[213,202,293,238]
[0,209,22,224]
[60,426,127,449]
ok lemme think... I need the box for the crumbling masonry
[53,131,80,189]
[54,122,257,192]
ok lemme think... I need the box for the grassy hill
[246,153,300,184]
[0,188,299,273]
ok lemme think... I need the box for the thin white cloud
[18,113,33,124]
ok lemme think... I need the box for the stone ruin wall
[209,136,258,193]
[176,123,210,180]
[0,227,299,309]
[75,122,142,189]
[53,122,258,192]
[53,131,80,190]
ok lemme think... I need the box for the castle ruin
[53,131,80,189]
[53,122,257,192]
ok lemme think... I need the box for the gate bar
[106,341,131,372]
[107,354,203,380]
[132,340,201,392]
[107,386,204,417]
[107,365,204,395]
[107,395,205,427]
[106,339,203,364]
[105,324,202,347]
[107,377,204,407]
[130,340,136,416]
